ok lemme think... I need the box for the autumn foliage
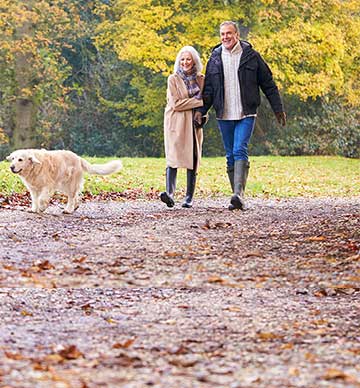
[0,0,359,156]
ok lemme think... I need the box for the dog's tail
[81,158,123,175]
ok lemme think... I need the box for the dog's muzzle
[10,166,21,174]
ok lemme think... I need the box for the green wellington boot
[182,169,197,208]
[160,167,177,207]
[230,160,250,210]
[227,165,235,210]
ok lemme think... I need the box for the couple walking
[160,21,286,210]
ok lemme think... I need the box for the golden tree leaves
[95,0,360,105]
[0,0,84,147]
[95,0,237,75]
[252,0,360,105]
[0,2,79,114]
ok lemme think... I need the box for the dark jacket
[198,41,284,118]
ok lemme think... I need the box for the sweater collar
[222,40,242,55]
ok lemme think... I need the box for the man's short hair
[220,21,239,34]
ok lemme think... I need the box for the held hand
[194,111,203,125]
[275,111,286,126]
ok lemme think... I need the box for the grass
[0,156,359,198]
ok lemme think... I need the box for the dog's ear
[29,154,41,164]
[6,154,13,161]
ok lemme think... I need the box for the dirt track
[0,197,359,387]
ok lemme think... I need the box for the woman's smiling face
[180,52,194,73]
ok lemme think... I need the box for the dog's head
[6,149,41,175]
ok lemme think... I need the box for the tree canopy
[95,0,360,104]
[0,0,84,147]
[0,0,359,157]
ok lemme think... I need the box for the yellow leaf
[21,310,33,317]
[257,332,283,341]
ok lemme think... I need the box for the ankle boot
[182,169,196,208]
[160,167,177,207]
[230,160,250,210]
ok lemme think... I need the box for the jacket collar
[221,40,242,55]
[213,40,253,61]
[239,41,254,64]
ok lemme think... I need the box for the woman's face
[180,52,194,73]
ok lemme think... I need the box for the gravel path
[0,197,359,387]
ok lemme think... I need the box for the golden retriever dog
[6,149,122,214]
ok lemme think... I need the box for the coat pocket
[244,65,258,85]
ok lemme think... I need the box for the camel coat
[164,73,205,171]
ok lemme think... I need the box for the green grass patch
[0,156,359,198]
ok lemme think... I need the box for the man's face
[220,24,239,51]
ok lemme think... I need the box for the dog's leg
[75,176,84,211]
[39,197,49,212]
[63,191,77,214]
[73,194,81,211]
[37,189,50,212]
[30,190,41,213]
[63,175,83,213]
[63,199,75,214]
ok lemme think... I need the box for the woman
[160,46,205,208]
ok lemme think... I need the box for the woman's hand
[194,111,203,125]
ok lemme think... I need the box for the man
[195,21,286,210]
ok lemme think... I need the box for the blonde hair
[173,46,203,73]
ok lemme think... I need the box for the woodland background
[0,0,359,160]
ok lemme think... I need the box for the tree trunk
[13,97,37,149]
[12,3,38,149]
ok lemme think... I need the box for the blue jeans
[218,117,256,167]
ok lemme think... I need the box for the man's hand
[194,111,203,125]
[275,111,286,126]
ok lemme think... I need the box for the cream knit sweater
[221,41,243,120]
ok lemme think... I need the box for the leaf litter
[0,196,359,387]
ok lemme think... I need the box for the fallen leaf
[307,236,327,241]
[72,256,87,263]
[244,250,263,258]
[288,367,300,376]
[115,352,143,367]
[207,276,226,284]
[21,309,33,317]
[5,351,26,360]
[113,339,136,349]
[105,317,118,324]
[58,345,83,360]
[80,303,93,315]
[169,355,200,367]
[224,306,242,312]
[257,332,284,341]
[44,354,64,364]
[164,251,180,257]
[3,264,15,271]
[323,368,359,383]
[280,343,294,350]
[34,260,54,271]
